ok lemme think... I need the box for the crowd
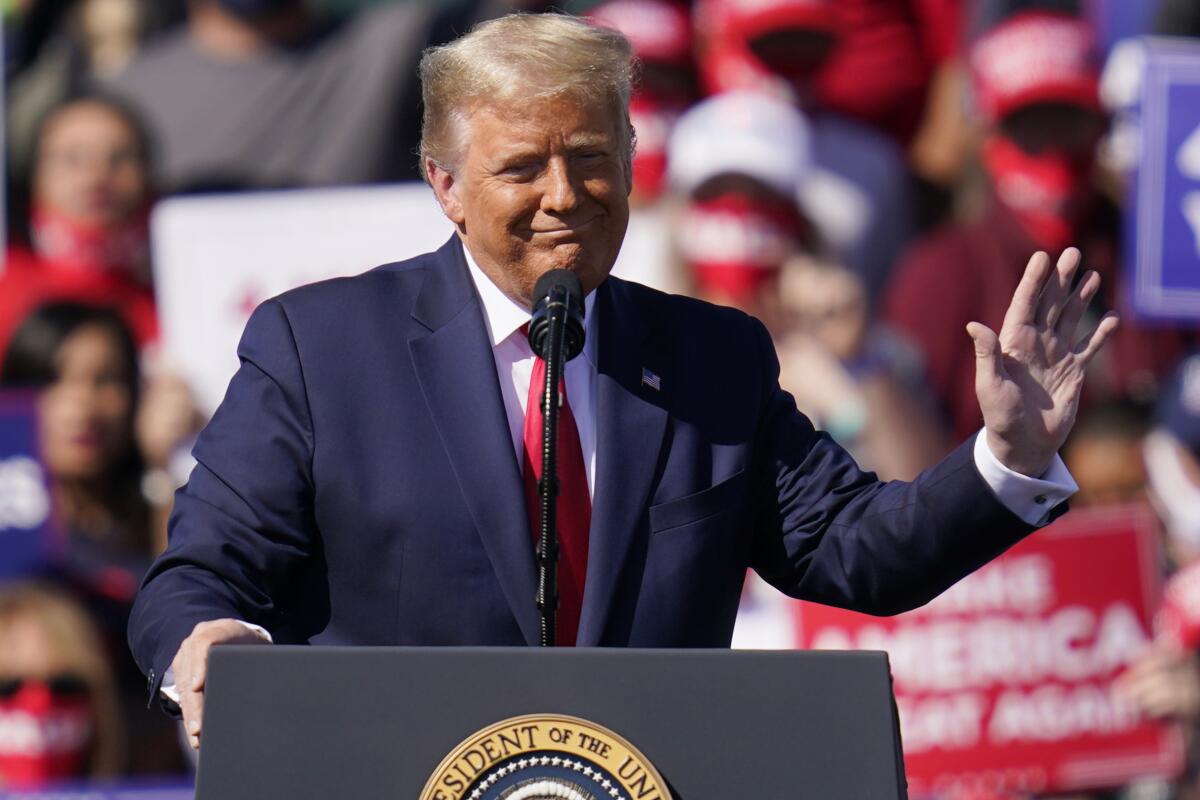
[0,0,1198,796]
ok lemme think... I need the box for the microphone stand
[536,288,568,647]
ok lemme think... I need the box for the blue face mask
[215,0,300,18]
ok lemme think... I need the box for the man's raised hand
[966,247,1120,477]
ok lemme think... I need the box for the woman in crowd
[0,581,123,788]
[2,302,157,579]
[0,94,158,373]
[1,301,199,590]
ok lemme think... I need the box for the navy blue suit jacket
[129,236,1035,698]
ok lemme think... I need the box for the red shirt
[883,199,1190,440]
[0,247,159,369]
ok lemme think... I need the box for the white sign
[151,184,453,414]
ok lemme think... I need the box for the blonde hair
[418,12,636,178]
[0,582,124,778]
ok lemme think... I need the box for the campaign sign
[0,392,54,579]
[1130,38,1200,320]
[794,506,1181,798]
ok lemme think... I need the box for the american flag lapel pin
[641,367,661,391]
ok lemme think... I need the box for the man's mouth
[529,217,598,237]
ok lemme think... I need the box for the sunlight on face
[435,94,631,306]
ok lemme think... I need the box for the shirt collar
[461,240,598,366]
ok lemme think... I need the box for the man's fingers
[1004,250,1052,328]
[176,663,204,750]
[1054,269,1100,338]
[182,688,204,749]
[190,641,210,692]
[1037,247,1082,329]
[966,321,1003,385]
[1073,311,1120,364]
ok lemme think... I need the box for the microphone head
[532,269,584,310]
[528,269,586,361]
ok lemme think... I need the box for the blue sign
[1129,38,1200,321]
[0,392,55,579]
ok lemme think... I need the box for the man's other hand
[172,619,270,750]
[967,247,1119,477]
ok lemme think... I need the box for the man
[128,14,1118,751]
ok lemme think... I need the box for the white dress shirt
[161,248,1078,702]
[464,249,599,498]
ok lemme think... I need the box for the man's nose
[539,158,581,214]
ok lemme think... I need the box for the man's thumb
[966,322,1002,383]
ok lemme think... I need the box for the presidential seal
[420,714,670,800]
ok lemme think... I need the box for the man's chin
[534,250,610,289]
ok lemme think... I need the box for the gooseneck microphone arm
[527,270,586,648]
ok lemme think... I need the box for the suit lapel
[409,237,540,645]
[577,278,670,645]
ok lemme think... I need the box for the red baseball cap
[695,0,837,45]
[587,0,692,66]
[971,11,1101,123]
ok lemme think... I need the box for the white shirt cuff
[160,620,272,703]
[972,429,1078,527]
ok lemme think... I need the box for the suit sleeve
[745,317,1046,616]
[128,298,317,702]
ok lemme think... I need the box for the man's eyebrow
[564,133,612,149]
[488,146,543,164]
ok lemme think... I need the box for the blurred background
[0,0,1199,797]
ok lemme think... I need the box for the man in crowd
[128,13,1117,750]
[884,9,1184,441]
[98,0,443,191]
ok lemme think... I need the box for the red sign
[794,506,1183,798]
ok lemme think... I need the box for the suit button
[147,669,155,690]
[1034,495,1047,505]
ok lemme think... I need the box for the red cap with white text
[971,11,1100,123]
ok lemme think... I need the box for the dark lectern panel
[197,647,905,799]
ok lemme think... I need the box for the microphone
[525,269,585,647]
[528,270,585,362]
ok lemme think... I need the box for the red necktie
[522,346,591,646]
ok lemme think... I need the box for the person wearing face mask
[665,90,812,325]
[0,95,158,375]
[883,10,1190,442]
[690,0,914,303]
[1,303,197,776]
[0,582,123,789]
[669,91,952,479]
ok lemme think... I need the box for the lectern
[196,646,907,799]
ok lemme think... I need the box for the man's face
[428,94,631,307]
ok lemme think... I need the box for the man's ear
[426,158,465,228]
